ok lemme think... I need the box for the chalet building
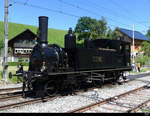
[8,29,37,62]
[118,28,150,56]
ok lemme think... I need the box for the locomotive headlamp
[42,61,46,65]
[41,61,46,72]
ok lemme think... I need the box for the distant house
[117,28,150,55]
[8,29,37,62]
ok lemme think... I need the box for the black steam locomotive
[13,16,132,97]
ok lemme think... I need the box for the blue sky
[0,0,150,34]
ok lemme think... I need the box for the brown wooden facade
[8,29,37,58]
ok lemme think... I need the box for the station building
[8,29,37,62]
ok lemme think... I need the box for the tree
[97,16,107,38]
[136,41,150,66]
[146,28,150,38]
[106,27,113,39]
[141,41,150,56]
[75,16,94,40]
[111,27,123,40]
[90,17,107,39]
[75,16,108,40]
[106,27,123,40]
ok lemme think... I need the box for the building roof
[8,29,37,47]
[119,28,150,41]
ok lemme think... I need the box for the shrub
[10,76,23,83]
[136,55,150,66]
[8,62,29,66]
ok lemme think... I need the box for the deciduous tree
[146,28,150,38]
[141,41,150,56]
[75,16,108,40]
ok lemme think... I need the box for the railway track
[0,83,111,112]
[0,86,25,102]
[0,86,102,111]
[0,87,22,93]
[0,87,58,111]
[0,93,22,102]
[0,87,38,111]
[0,87,59,111]
[0,72,149,112]
[0,87,23,102]
[67,84,150,113]
[0,95,59,111]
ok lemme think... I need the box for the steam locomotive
[12,16,132,97]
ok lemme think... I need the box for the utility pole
[3,0,9,83]
[132,24,135,64]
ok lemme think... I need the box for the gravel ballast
[0,73,150,113]
[0,83,22,89]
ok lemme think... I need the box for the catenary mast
[3,0,9,83]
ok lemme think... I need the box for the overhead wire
[10,0,80,18]
[9,0,149,33]
[85,0,148,29]
[24,0,29,5]
[58,0,132,28]
[59,0,150,32]
[86,0,149,33]
[10,0,132,29]
[109,0,148,28]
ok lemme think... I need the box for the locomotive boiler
[14,16,132,97]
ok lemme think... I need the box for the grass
[0,22,67,47]
[141,67,150,72]
[0,66,28,84]
[0,21,83,47]
[142,109,150,113]
[130,67,150,74]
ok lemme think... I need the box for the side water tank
[64,27,76,49]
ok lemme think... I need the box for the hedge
[8,62,29,66]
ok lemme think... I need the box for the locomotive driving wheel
[44,80,58,96]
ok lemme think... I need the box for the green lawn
[0,22,67,47]
[130,67,150,74]
[0,21,84,48]
[0,66,28,84]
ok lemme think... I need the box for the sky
[0,0,150,34]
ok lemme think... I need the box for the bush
[8,62,29,66]
[136,55,150,66]
[10,76,23,83]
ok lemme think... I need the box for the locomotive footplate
[47,67,132,76]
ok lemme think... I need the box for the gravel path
[0,73,150,113]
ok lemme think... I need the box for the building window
[14,48,32,55]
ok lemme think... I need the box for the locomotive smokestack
[39,16,48,46]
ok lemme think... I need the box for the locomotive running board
[48,67,132,76]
